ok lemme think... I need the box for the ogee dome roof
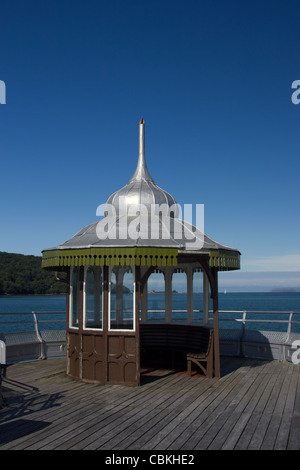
[105,118,179,218]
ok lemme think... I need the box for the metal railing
[0,311,66,333]
[1,310,300,333]
[145,309,300,334]
[0,311,67,364]
[0,310,299,364]
[218,310,300,336]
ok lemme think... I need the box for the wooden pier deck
[0,357,299,451]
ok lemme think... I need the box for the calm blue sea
[0,292,299,334]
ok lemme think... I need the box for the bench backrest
[140,324,213,354]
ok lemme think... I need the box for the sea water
[0,292,299,334]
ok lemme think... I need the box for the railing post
[284,310,294,361]
[286,311,294,339]
[32,311,46,359]
[240,311,247,357]
[203,272,209,325]
[282,311,294,362]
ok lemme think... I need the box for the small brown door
[104,265,140,386]
[66,265,141,386]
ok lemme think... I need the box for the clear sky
[0,0,300,291]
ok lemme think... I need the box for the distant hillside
[0,251,66,296]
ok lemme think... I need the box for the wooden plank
[0,357,299,450]
[221,360,285,450]
[287,371,300,450]
[170,359,261,450]
[0,380,101,449]
[108,375,214,451]
[33,370,185,450]
[19,371,179,450]
[193,362,269,450]
[235,361,285,449]
[256,363,296,450]
[69,372,197,450]
[210,378,269,450]
[274,365,300,449]
[233,372,283,449]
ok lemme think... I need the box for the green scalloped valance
[42,247,178,269]
[209,250,240,270]
[42,247,240,271]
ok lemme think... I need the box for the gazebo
[42,118,240,385]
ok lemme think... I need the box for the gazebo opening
[145,270,165,322]
[110,266,135,331]
[84,266,103,330]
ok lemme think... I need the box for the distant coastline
[270,288,300,293]
[148,290,181,294]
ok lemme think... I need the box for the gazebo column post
[197,257,220,379]
[78,267,84,380]
[186,266,193,323]
[164,268,172,323]
[135,265,141,385]
[103,265,109,383]
[212,267,220,378]
[203,271,209,325]
[66,268,71,377]
[141,281,148,322]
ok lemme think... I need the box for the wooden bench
[140,324,214,378]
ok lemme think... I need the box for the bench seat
[140,323,214,378]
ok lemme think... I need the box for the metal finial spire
[131,117,153,182]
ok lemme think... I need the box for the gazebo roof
[42,119,240,271]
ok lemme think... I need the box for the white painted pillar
[186,267,193,323]
[203,271,209,325]
[141,282,148,322]
[164,268,172,322]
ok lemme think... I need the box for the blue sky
[0,0,300,291]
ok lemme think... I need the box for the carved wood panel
[107,334,138,385]
[82,334,105,383]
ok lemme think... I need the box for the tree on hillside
[0,251,66,295]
